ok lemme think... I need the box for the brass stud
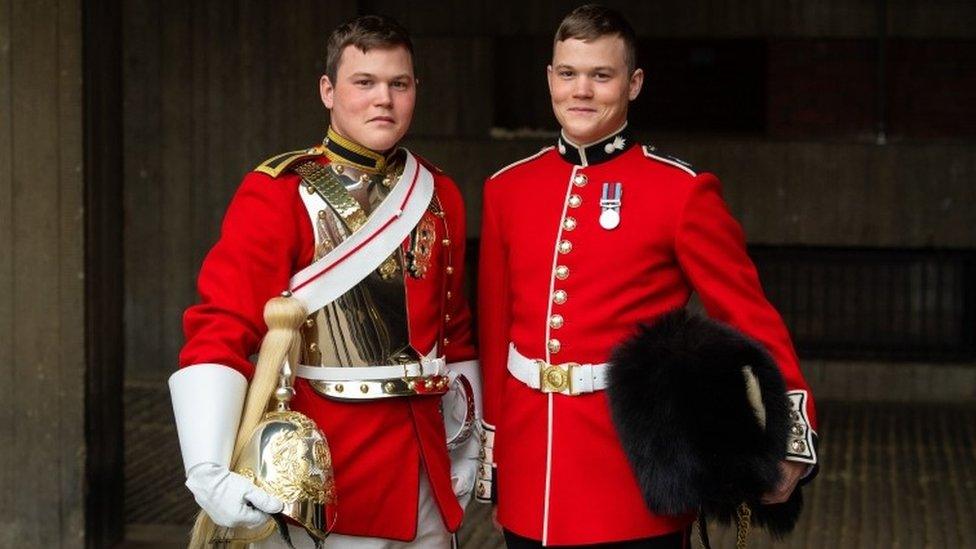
[549,314,564,329]
[442,239,451,246]
[568,194,582,208]
[446,291,453,299]
[790,423,805,436]
[360,384,370,394]
[384,382,396,393]
[553,290,567,304]
[309,342,319,352]
[558,240,573,254]
[547,338,561,354]
[306,183,316,194]
[563,217,577,231]
[335,384,344,393]
[445,314,452,322]
[790,439,807,453]
[555,265,569,280]
[333,164,344,174]
[446,266,455,275]
[318,210,328,219]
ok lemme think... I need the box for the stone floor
[123,379,976,548]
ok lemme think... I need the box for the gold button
[446,266,454,274]
[553,290,567,304]
[445,314,452,322]
[555,265,569,280]
[558,240,572,254]
[384,382,396,393]
[447,291,453,299]
[335,383,344,393]
[442,239,451,246]
[573,173,588,187]
[360,384,370,393]
[790,439,807,454]
[549,314,564,329]
[547,338,561,354]
[568,194,582,208]
[563,217,577,231]
[318,209,328,219]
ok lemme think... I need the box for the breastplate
[296,157,420,367]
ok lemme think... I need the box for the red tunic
[478,137,818,545]
[179,151,476,541]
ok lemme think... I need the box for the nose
[572,76,594,99]
[374,84,393,108]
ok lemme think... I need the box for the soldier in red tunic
[475,5,818,548]
[168,15,481,548]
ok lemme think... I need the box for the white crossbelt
[296,350,444,382]
[506,343,609,395]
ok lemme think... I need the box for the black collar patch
[557,124,635,166]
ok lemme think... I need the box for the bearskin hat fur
[607,309,803,537]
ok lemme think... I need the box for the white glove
[185,462,284,528]
[450,425,481,508]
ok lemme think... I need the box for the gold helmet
[234,408,337,545]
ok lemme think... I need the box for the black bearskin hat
[607,309,802,537]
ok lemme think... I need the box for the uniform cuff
[475,420,496,503]
[785,390,818,465]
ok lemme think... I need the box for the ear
[628,68,644,101]
[320,75,335,110]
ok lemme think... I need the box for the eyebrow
[554,64,617,72]
[348,72,413,80]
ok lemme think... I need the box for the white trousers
[251,466,452,549]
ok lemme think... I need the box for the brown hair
[325,14,414,82]
[554,4,638,74]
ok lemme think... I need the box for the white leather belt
[295,357,445,381]
[506,343,608,395]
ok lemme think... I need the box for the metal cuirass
[295,153,425,372]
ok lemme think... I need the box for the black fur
[607,309,802,536]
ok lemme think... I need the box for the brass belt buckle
[538,361,579,394]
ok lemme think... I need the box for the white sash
[288,150,434,313]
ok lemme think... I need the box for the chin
[358,130,403,152]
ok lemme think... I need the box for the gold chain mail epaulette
[254,147,325,178]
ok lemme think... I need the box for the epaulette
[490,146,554,179]
[642,145,697,176]
[413,153,445,175]
[253,147,324,178]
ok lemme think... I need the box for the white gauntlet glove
[185,462,283,528]
[170,364,282,527]
[444,360,483,508]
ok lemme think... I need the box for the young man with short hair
[476,5,818,547]
[170,15,481,548]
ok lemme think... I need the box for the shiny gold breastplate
[294,157,426,368]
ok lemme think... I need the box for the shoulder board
[490,146,554,180]
[253,147,324,178]
[642,145,697,176]
[412,152,445,174]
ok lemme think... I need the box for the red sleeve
[178,172,312,378]
[438,176,476,363]
[476,180,510,430]
[674,173,819,463]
